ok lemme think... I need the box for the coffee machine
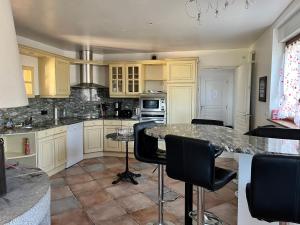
[113,102,122,117]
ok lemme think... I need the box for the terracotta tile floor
[51,156,238,225]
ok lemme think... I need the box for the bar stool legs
[190,187,223,225]
[147,165,174,225]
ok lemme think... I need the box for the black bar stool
[191,119,224,126]
[165,135,236,225]
[246,154,300,225]
[191,119,224,159]
[134,121,174,225]
[245,127,300,140]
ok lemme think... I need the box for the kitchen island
[146,124,300,225]
[0,167,50,225]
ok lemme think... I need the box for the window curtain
[278,40,300,120]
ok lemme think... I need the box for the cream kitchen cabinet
[103,120,122,152]
[54,133,67,167]
[37,136,55,173]
[37,127,67,176]
[84,120,103,154]
[167,59,197,83]
[109,63,143,98]
[167,83,196,124]
[38,57,70,98]
[109,64,126,97]
[125,64,143,96]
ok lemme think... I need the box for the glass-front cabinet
[109,63,143,97]
[109,64,125,97]
[126,64,142,96]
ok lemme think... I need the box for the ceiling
[11,0,292,54]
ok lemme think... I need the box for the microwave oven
[139,95,166,112]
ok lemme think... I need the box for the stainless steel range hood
[72,50,107,89]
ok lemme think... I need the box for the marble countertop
[0,167,50,224]
[0,116,139,135]
[145,124,300,156]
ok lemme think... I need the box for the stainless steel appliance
[139,93,167,124]
[113,102,122,117]
[71,50,107,89]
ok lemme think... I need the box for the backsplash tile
[0,89,139,126]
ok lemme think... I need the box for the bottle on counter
[24,138,30,155]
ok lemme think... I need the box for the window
[22,66,34,98]
[278,36,300,122]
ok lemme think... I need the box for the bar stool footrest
[189,210,224,225]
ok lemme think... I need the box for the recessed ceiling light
[148,22,153,25]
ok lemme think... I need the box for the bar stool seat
[165,135,236,225]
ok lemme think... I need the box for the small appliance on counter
[113,102,122,117]
[120,109,133,119]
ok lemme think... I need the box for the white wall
[104,48,249,68]
[250,0,300,127]
[250,28,273,127]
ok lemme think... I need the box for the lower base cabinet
[37,127,67,176]
[84,126,103,153]
[104,125,122,152]
[54,133,67,167]
[38,136,55,173]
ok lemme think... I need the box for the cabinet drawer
[53,126,67,134]
[122,120,138,127]
[37,129,54,139]
[84,120,103,127]
[104,120,122,126]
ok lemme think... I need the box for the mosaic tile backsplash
[0,88,139,126]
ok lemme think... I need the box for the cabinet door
[126,64,143,95]
[167,60,196,82]
[104,126,122,152]
[38,137,55,173]
[54,133,67,167]
[109,65,125,96]
[167,83,196,124]
[84,126,103,153]
[55,59,70,96]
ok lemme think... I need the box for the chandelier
[185,0,255,24]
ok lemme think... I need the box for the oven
[139,94,167,124]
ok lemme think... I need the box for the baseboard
[47,164,65,177]
[83,152,104,159]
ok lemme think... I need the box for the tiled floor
[50,156,238,225]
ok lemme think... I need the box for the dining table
[145,123,300,225]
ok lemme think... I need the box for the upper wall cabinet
[167,60,197,83]
[109,64,126,97]
[22,66,35,98]
[38,57,70,98]
[125,64,143,96]
[109,64,143,98]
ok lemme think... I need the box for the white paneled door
[199,69,234,126]
[234,63,252,134]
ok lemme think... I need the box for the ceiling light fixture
[185,0,255,24]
